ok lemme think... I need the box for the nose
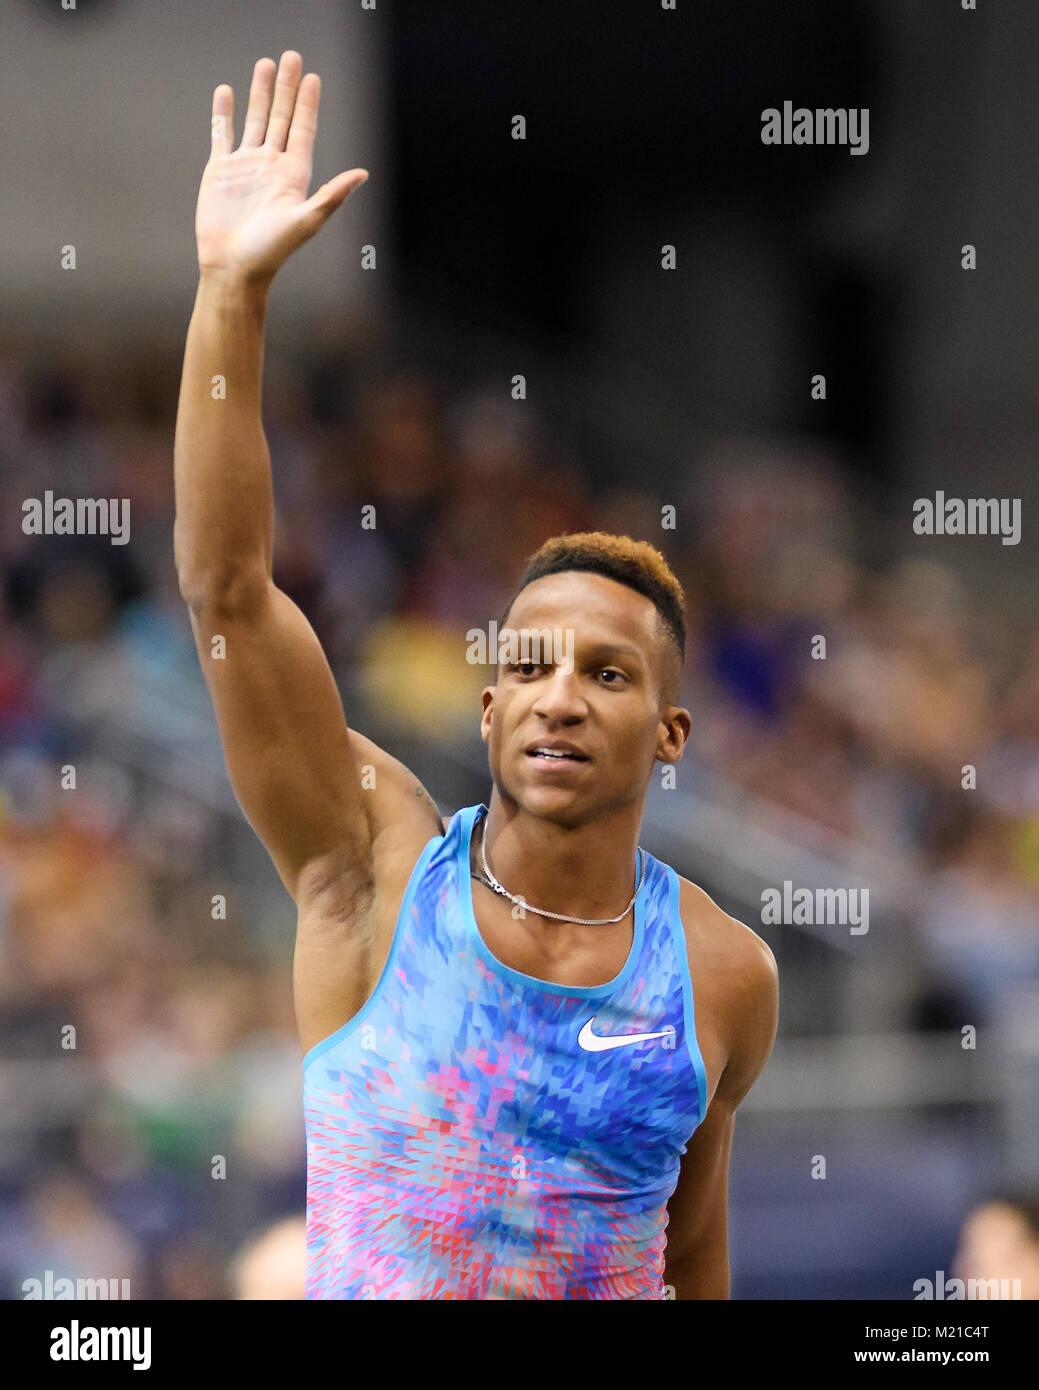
[531,666,587,724]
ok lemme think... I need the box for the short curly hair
[499,531,686,702]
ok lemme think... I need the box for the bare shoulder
[677,875,777,983]
[675,874,779,1108]
[291,729,443,930]
[346,729,445,844]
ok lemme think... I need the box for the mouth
[525,743,591,767]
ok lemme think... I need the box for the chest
[470,880,638,989]
[468,882,724,1110]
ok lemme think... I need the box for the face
[953,1204,1039,1295]
[480,571,690,827]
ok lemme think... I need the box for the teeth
[534,748,575,758]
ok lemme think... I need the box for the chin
[511,776,599,827]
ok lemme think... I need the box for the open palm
[196,50,368,283]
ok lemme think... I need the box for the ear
[480,686,495,743]
[656,706,691,762]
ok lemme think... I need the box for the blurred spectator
[953,1193,1039,1299]
[231,1215,306,1300]
[11,1173,142,1299]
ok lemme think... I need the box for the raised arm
[173,53,441,1053]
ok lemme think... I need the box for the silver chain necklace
[474,816,646,925]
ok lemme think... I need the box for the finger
[210,84,233,157]
[239,56,276,149]
[285,72,320,175]
[296,169,369,233]
[264,50,303,153]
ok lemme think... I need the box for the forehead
[967,1203,1026,1236]
[507,570,662,652]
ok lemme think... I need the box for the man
[953,1191,1039,1299]
[231,1216,306,1301]
[174,50,778,1300]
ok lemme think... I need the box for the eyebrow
[574,641,647,665]
[499,629,649,667]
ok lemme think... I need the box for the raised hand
[196,50,368,284]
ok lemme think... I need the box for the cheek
[484,695,511,746]
[604,716,657,766]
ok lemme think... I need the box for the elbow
[174,513,271,616]
[176,562,271,621]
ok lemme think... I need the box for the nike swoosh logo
[577,1017,673,1052]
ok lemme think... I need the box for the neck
[476,791,644,922]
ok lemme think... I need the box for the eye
[508,662,545,678]
[598,668,627,685]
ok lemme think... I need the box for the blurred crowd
[1,333,1038,1297]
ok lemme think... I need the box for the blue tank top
[302,802,709,1299]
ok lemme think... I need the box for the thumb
[298,169,369,230]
